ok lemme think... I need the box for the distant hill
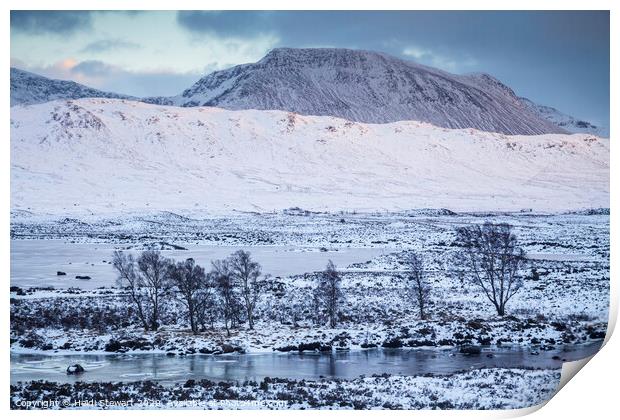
[10,98,609,215]
[10,67,134,106]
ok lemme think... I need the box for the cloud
[80,39,141,53]
[71,60,115,78]
[176,11,276,38]
[11,11,93,35]
[402,45,477,73]
[11,11,143,36]
[12,57,202,97]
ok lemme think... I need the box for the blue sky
[10,10,609,127]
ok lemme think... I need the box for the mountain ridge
[10,48,607,137]
[519,96,609,138]
[10,67,134,106]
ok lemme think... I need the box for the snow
[10,98,609,216]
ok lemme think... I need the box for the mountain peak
[165,47,564,135]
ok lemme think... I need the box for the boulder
[459,345,482,355]
[66,364,84,375]
[220,344,244,354]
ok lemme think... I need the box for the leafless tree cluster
[111,222,525,336]
[112,249,265,335]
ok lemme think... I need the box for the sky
[10,10,610,127]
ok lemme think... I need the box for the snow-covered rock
[519,97,609,138]
[10,67,134,107]
[10,98,609,215]
[66,364,84,375]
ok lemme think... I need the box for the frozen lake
[10,343,601,385]
[10,240,389,289]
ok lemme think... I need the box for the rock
[104,340,122,352]
[56,271,67,276]
[220,344,244,354]
[459,345,482,355]
[10,286,25,295]
[381,338,403,348]
[466,320,485,330]
[589,331,606,340]
[408,339,435,347]
[274,345,298,352]
[298,342,331,352]
[66,364,84,375]
[360,342,377,349]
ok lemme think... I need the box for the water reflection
[11,343,602,385]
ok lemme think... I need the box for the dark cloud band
[11,10,92,35]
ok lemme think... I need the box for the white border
[2,1,616,419]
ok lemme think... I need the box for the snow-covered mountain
[10,67,134,106]
[519,97,609,138]
[145,48,565,136]
[10,98,609,215]
[11,49,606,137]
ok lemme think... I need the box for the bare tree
[195,275,217,331]
[403,252,431,320]
[112,250,172,331]
[228,250,262,330]
[168,258,210,335]
[112,251,149,331]
[455,222,525,316]
[210,259,241,336]
[314,260,343,328]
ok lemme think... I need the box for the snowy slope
[10,99,609,215]
[519,97,609,137]
[10,67,134,106]
[146,48,567,136]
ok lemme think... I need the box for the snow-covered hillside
[10,68,134,106]
[10,98,608,215]
[519,97,609,137]
[145,48,564,136]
